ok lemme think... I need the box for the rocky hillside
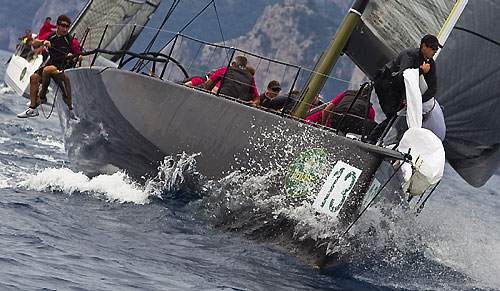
[209,0,361,92]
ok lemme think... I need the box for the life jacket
[46,32,74,68]
[329,90,376,135]
[219,66,254,101]
[332,90,370,118]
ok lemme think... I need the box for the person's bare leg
[40,65,58,99]
[62,74,72,110]
[51,74,67,100]
[29,73,41,107]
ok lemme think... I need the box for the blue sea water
[0,49,499,290]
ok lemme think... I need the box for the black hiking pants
[368,72,404,142]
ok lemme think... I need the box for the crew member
[17,14,81,119]
[368,34,442,142]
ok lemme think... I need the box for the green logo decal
[285,148,327,197]
[20,67,27,81]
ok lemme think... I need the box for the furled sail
[435,0,500,187]
[70,0,162,63]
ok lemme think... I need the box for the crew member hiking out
[17,14,81,119]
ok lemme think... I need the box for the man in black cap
[368,34,443,143]
[260,80,281,108]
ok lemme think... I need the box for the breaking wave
[18,167,149,204]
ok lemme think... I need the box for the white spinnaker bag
[397,127,445,195]
[398,69,445,195]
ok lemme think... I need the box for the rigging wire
[144,0,181,54]
[332,154,410,247]
[212,0,228,61]
[134,0,181,71]
[158,0,216,53]
[415,181,441,216]
[188,42,204,74]
[177,0,215,38]
[146,0,216,74]
[207,46,217,72]
[78,23,358,86]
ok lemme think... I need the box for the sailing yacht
[47,0,499,266]
[4,43,44,98]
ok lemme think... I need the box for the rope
[415,180,441,216]
[332,154,409,246]
[39,81,60,119]
[138,60,157,77]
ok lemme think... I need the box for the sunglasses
[271,87,281,92]
[58,23,70,28]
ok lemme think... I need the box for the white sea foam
[35,136,64,149]
[0,173,9,189]
[144,152,202,198]
[18,167,150,204]
[0,86,13,95]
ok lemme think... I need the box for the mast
[293,0,369,119]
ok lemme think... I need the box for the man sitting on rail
[321,86,376,135]
[17,14,81,119]
[203,55,259,105]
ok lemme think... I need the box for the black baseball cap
[421,34,443,50]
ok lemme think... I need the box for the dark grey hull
[57,67,401,177]
[55,66,404,266]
